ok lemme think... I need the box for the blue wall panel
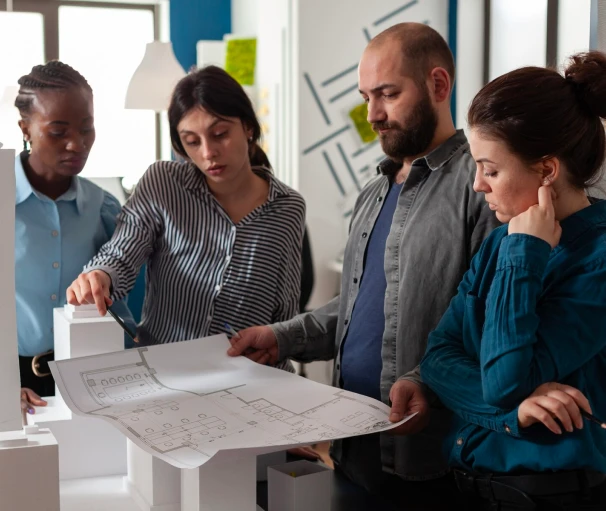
[170,0,232,71]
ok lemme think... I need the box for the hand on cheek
[508,184,561,248]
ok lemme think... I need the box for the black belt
[20,350,54,377]
[454,469,606,505]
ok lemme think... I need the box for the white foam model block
[0,430,29,448]
[196,40,226,68]
[34,311,128,480]
[268,460,332,511]
[0,427,60,511]
[182,454,257,511]
[125,440,181,511]
[53,304,124,400]
[257,450,287,482]
[61,476,140,511]
[54,306,124,364]
[0,147,22,433]
[31,397,127,480]
[64,302,103,319]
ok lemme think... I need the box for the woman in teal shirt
[14,61,135,400]
[420,52,606,510]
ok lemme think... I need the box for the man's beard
[373,89,438,162]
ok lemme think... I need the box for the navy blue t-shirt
[340,181,403,400]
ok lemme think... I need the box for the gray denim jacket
[273,130,500,479]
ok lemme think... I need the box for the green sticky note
[349,103,377,144]
[225,38,257,86]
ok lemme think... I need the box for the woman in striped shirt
[66,66,306,362]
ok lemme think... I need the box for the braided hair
[14,61,92,118]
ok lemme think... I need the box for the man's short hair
[370,23,455,89]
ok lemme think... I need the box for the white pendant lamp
[125,41,186,112]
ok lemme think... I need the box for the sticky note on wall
[225,38,257,86]
[349,102,377,144]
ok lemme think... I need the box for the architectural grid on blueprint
[80,348,391,458]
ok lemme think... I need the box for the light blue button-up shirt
[15,153,136,356]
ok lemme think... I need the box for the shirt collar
[59,175,83,214]
[183,161,292,202]
[261,167,292,201]
[14,152,83,214]
[15,152,34,205]
[376,129,469,175]
[556,198,606,249]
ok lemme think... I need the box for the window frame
[1,0,162,160]
[482,0,562,83]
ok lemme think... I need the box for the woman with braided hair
[14,61,136,410]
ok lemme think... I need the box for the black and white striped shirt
[86,160,306,354]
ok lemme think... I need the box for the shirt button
[51,294,57,301]
[377,197,383,202]
[207,315,212,321]
[504,424,511,434]
[51,230,58,237]
[456,438,463,446]
[226,255,231,263]
[52,262,60,269]
[231,226,236,233]
[336,364,340,370]
[215,285,221,292]
[361,232,368,238]
[344,319,349,325]
[353,278,358,284]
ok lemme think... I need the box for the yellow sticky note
[349,102,377,144]
[225,38,257,86]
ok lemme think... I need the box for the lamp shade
[125,41,186,112]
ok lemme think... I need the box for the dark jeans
[333,432,463,510]
[461,474,606,511]
[19,355,55,397]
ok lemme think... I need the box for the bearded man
[228,22,499,510]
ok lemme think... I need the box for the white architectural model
[0,144,21,433]
[51,334,409,469]
[0,145,60,511]
[28,304,128,481]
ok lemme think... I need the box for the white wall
[456,0,484,130]
[230,0,295,187]
[558,0,591,66]
[230,0,451,384]
[231,0,259,34]
[294,0,449,308]
[489,0,547,80]
[232,0,451,308]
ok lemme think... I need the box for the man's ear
[428,67,451,104]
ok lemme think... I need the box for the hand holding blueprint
[50,335,414,469]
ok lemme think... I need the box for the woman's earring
[248,137,253,142]
[543,177,551,185]
[22,137,29,153]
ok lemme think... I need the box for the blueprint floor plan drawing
[50,335,411,469]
